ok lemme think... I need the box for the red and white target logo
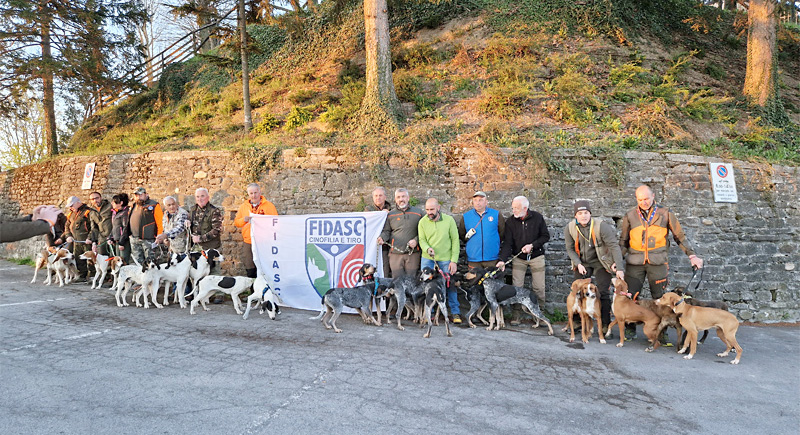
[338,255,364,288]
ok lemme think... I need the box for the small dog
[155,252,193,308]
[43,248,76,287]
[134,259,165,309]
[606,278,660,350]
[242,275,283,320]
[420,268,452,338]
[566,278,605,344]
[79,251,123,290]
[657,292,742,364]
[191,275,256,315]
[463,268,553,335]
[31,246,58,284]
[320,265,388,333]
[186,249,224,295]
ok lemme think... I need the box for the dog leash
[683,266,704,293]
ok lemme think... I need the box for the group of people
[369,185,703,339]
[4,182,702,340]
[8,184,277,303]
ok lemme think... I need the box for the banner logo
[305,217,366,296]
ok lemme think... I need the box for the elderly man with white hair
[496,195,550,322]
[156,196,189,254]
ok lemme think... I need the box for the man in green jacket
[418,197,462,324]
[89,191,113,256]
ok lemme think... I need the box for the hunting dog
[242,275,283,320]
[115,261,150,307]
[31,247,65,286]
[455,271,490,329]
[39,248,77,287]
[310,264,380,320]
[566,278,605,344]
[154,252,193,308]
[134,259,165,309]
[191,275,257,315]
[463,268,553,335]
[383,270,431,330]
[605,278,660,350]
[657,292,742,364]
[420,268,452,338]
[637,298,681,348]
[79,251,123,290]
[320,265,389,333]
[674,286,729,344]
[186,249,224,295]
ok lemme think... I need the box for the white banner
[250,211,388,311]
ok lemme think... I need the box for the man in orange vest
[619,185,703,341]
[234,183,278,278]
[564,200,624,333]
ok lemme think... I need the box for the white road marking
[1,327,121,354]
[0,297,71,307]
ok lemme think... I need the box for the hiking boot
[452,314,462,324]
[211,295,225,304]
[73,277,87,284]
[601,325,609,337]
[624,326,637,341]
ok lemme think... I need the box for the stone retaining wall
[1,148,797,322]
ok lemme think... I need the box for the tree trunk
[40,12,58,156]
[239,0,252,131]
[743,0,777,107]
[359,0,400,133]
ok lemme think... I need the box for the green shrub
[320,105,351,129]
[253,113,280,135]
[477,80,530,118]
[682,89,732,121]
[288,89,318,104]
[394,71,422,102]
[609,63,654,86]
[393,42,440,69]
[284,106,314,131]
[599,115,623,133]
[340,80,366,109]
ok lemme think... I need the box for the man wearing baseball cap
[457,191,505,269]
[564,199,624,335]
[123,186,163,265]
[56,196,101,283]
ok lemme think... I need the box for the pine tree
[0,0,146,156]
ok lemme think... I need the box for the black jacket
[498,209,550,261]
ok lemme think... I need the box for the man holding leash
[418,198,461,324]
[496,196,550,324]
[619,185,703,341]
[457,191,504,269]
[58,196,102,283]
[564,200,624,334]
[124,186,163,265]
[378,188,423,278]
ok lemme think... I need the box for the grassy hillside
[68,0,800,170]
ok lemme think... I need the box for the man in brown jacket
[57,196,101,282]
[619,185,703,341]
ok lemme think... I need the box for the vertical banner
[250,211,388,311]
[81,163,96,190]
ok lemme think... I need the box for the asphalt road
[1,260,798,435]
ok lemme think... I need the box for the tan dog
[605,278,660,350]
[565,278,605,344]
[656,292,742,364]
[637,299,682,349]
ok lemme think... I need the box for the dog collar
[683,295,693,300]
[618,291,632,298]
[477,270,498,286]
[675,298,685,306]
[261,283,271,298]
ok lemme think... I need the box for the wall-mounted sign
[82,163,96,190]
[709,162,737,203]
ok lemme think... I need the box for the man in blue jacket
[457,191,505,269]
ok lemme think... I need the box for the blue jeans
[420,258,460,316]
